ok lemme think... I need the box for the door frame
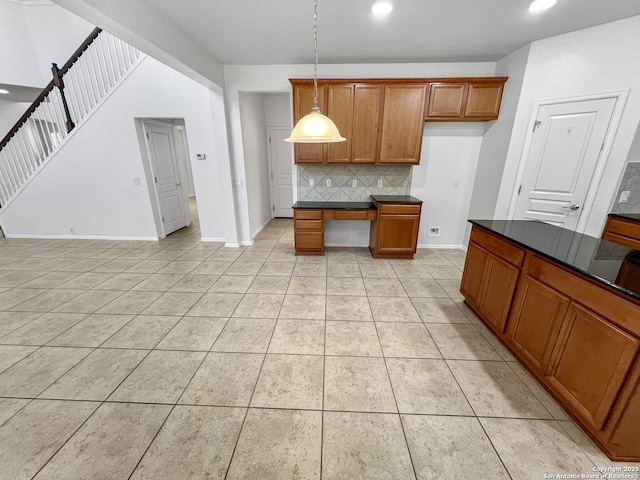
[507,90,628,232]
[266,126,294,219]
[141,118,191,238]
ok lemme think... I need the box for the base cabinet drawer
[294,220,323,231]
[294,231,324,255]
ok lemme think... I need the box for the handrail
[0,28,142,208]
[0,27,101,152]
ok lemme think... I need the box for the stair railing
[0,27,143,208]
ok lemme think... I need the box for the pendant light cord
[312,0,320,112]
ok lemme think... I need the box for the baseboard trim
[417,244,464,249]
[201,237,226,243]
[3,233,159,241]
[223,242,241,248]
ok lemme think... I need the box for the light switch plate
[326,179,332,187]
[377,179,383,187]
[309,179,314,187]
[619,190,630,203]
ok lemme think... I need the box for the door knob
[176,182,181,187]
[561,204,580,210]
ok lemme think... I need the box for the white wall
[239,92,272,237]
[223,62,496,245]
[0,56,234,241]
[413,123,485,247]
[263,93,290,127]
[467,44,530,234]
[0,0,94,87]
[0,100,30,138]
[494,15,640,237]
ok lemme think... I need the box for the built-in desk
[292,196,423,258]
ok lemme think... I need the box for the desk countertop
[293,195,423,210]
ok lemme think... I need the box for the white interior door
[144,120,189,235]
[514,97,616,229]
[269,128,293,218]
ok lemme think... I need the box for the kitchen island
[293,195,422,258]
[461,219,640,461]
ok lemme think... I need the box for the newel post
[51,63,75,133]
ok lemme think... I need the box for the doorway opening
[238,92,293,239]
[138,118,197,239]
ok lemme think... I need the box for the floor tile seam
[372,320,420,480]
[422,325,480,421]
[0,311,47,343]
[49,289,130,315]
[503,359,559,420]
[95,309,186,351]
[124,340,218,478]
[3,313,91,353]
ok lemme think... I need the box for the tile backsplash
[612,162,640,213]
[298,165,412,201]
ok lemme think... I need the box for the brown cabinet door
[425,83,466,118]
[460,242,489,307]
[464,83,504,119]
[378,84,426,164]
[375,214,420,255]
[352,84,382,163]
[293,84,326,163]
[479,255,520,333]
[545,303,640,429]
[326,84,353,164]
[506,276,570,372]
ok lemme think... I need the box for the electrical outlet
[453,180,460,189]
[378,179,383,187]
[352,179,358,187]
[428,226,440,237]
[133,177,141,185]
[619,190,630,203]
[309,178,314,187]
[326,179,332,188]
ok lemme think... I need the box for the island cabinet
[507,255,640,433]
[460,227,523,333]
[461,221,640,461]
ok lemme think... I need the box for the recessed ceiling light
[529,0,557,13]
[372,2,393,16]
[0,89,9,95]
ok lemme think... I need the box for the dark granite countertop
[292,201,375,209]
[470,219,640,301]
[609,212,640,222]
[370,195,423,204]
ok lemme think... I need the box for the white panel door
[144,120,189,235]
[269,128,293,218]
[514,98,616,230]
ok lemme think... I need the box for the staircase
[0,28,143,209]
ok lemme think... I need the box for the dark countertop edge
[469,220,640,303]
[609,212,640,221]
[293,201,375,210]
[370,195,423,204]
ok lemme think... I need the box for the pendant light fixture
[285,0,346,143]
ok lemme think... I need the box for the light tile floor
[0,203,638,479]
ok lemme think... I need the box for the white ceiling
[58,0,640,65]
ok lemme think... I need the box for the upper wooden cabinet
[292,83,326,164]
[425,79,507,121]
[379,84,426,165]
[325,83,382,164]
[290,77,507,164]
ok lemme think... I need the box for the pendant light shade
[286,0,346,144]
[285,107,346,143]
